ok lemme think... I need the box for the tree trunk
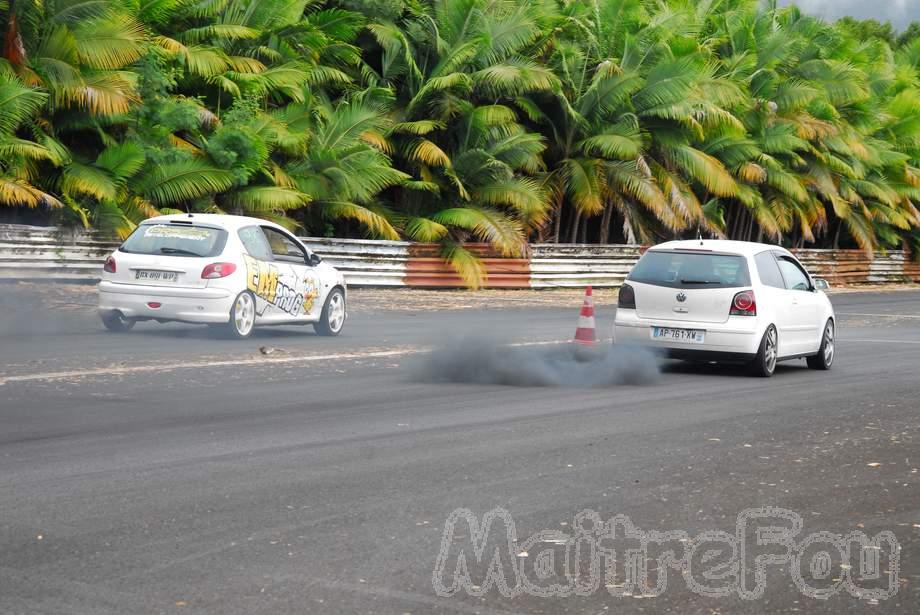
[552,194,563,244]
[569,210,581,243]
[623,215,637,245]
[730,207,743,240]
[3,13,28,66]
[599,201,614,244]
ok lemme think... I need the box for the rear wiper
[160,247,202,257]
[680,279,714,285]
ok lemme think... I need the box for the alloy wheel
[823,321,835,366]
[234,293,255,336]
[765,327,778,373]
[328,292,345,333]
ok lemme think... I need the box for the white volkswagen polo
[613,240,835,377]
[98,214,347,338]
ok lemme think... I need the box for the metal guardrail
[0,224,917,288]
[300,237,409,287]
[0,224,118,282]
[529,244,645,288]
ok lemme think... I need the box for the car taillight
[104,256,116,273]
[201,262,237,279]
[730,290,756,316]
[618,283,636,309]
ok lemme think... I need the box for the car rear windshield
[120,223,228,258]
[628,250,751,289]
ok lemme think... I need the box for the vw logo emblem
[676,292,687,303]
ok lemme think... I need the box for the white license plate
[652,327,705,343]
[135,270,177,282]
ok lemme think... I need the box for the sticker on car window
[144,225,212,241]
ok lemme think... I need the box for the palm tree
[0,72,61,210]
[363,0,556,285]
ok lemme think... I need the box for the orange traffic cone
[574,286,598,346]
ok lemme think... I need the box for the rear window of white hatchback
[120,223,228,258]
[628,250,751,289]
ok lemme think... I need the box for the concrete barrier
[0,224,916,288]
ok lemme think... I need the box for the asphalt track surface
[1,289,919,614]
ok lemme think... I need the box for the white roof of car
[142,213,283,231]
[649,239,791,257]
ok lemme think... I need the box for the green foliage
[2,0,920,282]
[897,23,920,49]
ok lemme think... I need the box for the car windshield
[628,250,751,289]
[120,223,227,258]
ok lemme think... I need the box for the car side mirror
[306,252,322,266]
[813,278,830,291]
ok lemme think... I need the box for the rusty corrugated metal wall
[405,244,530,288]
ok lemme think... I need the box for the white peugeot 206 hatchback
[613,240,835,377]
[98,214,347,338]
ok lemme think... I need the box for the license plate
[135,270,177,282]
[652,327,705,343]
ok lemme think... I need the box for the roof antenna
[697,226,703,245]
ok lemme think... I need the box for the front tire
[807,319,835,370]
[101,311,135,332]
[226,291,256,339]
[750,325,778,378]
[314,288,346,336]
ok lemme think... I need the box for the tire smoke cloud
[410,338,661,388]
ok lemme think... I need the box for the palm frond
[405,216,449,242]
[0,76,47,133]
[74,16,145,70]
[95,142,145,182]
[224,186,311,211]
[139,160,236,206]
[441,241,486,290]
[322,201,400,240]
[431,207,525,256]
[405,139,451,167]
[62,162,117,201]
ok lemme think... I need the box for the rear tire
[225,291,256,339]
[749,325,778,378]
[807,319,835,370]
[314,288,346,336]
[101,311,135,332]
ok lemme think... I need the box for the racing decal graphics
[144,225,212,241]
[302,278,319,314]
[244,254,280,304]
[243,254,320,317]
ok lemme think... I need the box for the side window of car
[238,226,273,261]
[776,255,812,291]
[755,251,785,288]
[262,227,307,264]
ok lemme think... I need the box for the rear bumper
[614,309,762,359]
[654,348,757,363]
[98,281,234,324]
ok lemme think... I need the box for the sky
[780,0,920,28]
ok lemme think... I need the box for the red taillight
[201,262,237,279]
[731,290,756,316]
[147,302,161,309]
[104,255,116,273]
[618,283,636,309]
